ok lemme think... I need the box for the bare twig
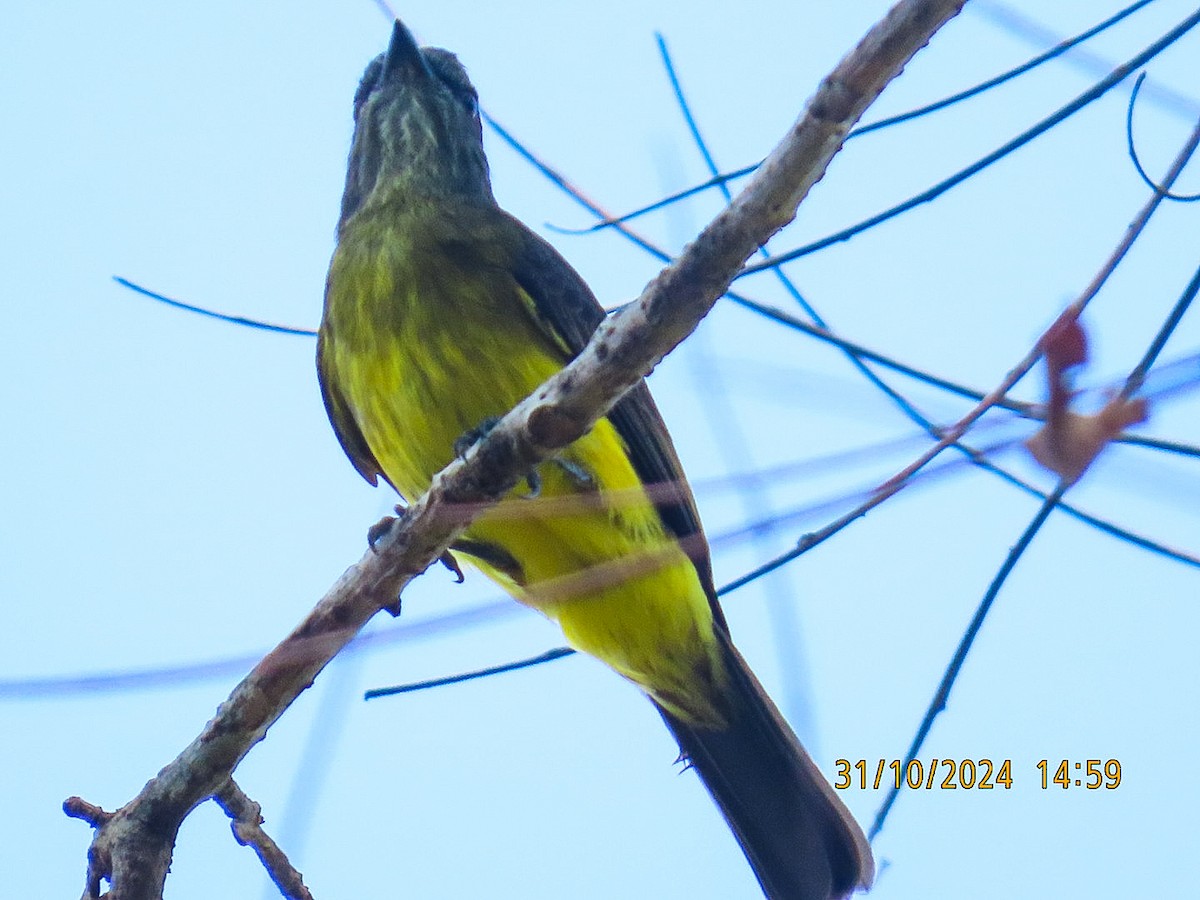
[869,481,1068,839]
[1121,263,1200,401]
[214,781,315,900]
[1126,73,1200,202]
[67,4,967,898]
[113,276,317,336]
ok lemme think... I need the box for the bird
[317,19,873,899]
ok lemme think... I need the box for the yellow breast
[322,213,726,725]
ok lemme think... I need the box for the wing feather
[316,325,385,486]
[500,213,722,619]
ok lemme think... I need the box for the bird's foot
[453,416,544,497]
[437,549,465,583]
[367,504,407,551]
[452,416,501,459]
[550,457,595,491]
[367,504,410,616]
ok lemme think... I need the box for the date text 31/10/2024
[833,759,1122,791]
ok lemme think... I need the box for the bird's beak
[379,19,432,86]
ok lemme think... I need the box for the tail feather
[656,632,873,900]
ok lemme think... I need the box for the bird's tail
[656,631,873,900]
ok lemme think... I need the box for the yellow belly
[325,230,725,723]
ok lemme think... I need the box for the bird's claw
[368,505,409,616]
[455,418,592,498]
[367,504,408,551]
[552,457,595,491]
[453,416,500,459]
[439,549,465,583]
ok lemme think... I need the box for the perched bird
[317,19,872,899]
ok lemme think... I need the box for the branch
[67,3,966,897]
[214,780,315,900]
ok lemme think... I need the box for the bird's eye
[423,50,478,117]
[438,76,478,116]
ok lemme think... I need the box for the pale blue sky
[3,2,1198,898]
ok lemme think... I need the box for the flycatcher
[318,20,873,900]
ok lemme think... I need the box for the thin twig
[869,482,1068,840]
[365,647,577,699]
[1126,73,1200,201]
[113,277,317,337]
[213,781,315,900]
[1120,263,1200,401]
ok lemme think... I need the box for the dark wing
[500,211,722,621]
[316,324,385,487]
